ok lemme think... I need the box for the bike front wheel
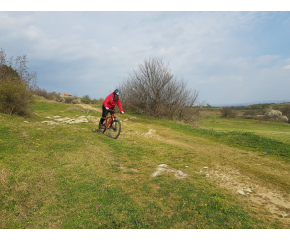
[108,120,121,139]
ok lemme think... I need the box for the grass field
[0,97,289,229]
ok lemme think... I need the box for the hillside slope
[0,97,289,228]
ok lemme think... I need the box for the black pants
[100,105,114,124]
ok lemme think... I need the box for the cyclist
[99,89,124,129]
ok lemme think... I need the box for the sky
[1,2,290,106]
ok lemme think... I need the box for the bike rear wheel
[108,120,121,139]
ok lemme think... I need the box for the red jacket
[103,92,123,112]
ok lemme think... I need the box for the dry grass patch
[0,168,11,188]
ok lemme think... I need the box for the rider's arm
[117,99,124,113]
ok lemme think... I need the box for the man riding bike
[99,89,124,129]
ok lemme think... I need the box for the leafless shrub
[220,107,237,118]
[119,57,203,122]
[242,110,256,116]
[59,95,80,104]
[47,92,62,102]
[32,87,50,99]
[90,98,104,105]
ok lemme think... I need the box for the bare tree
[119,57,203,121]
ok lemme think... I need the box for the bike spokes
[108,120,121,139]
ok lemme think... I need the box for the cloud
[254,55,280,66]
[1,11,290,105]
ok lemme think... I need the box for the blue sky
[1,3,290,106]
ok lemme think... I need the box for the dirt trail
[199,166,290,224]
[166,137,290,224]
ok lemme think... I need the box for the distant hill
[213,100,290,107]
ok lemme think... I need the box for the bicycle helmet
[114,89,120,96]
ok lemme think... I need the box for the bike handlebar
[108,109,122,114]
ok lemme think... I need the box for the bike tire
[99,119,107,133]
[108,120,121,139]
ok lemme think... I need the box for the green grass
[201,117,290,144]
[32,100,70,115]
[0,98,289,228]
[158,120,290,160]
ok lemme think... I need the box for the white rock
[74,117,88,123]
[158,164,168,168]
[237,190,245,195]
[152,164,188,179]
[244,188,252,193]
[41,121,58,125]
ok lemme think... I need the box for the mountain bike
[99,109,122,139]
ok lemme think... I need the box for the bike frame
[103,110,117,130]
[98,109,122,139]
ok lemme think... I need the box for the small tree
[119,57,203,121]
[0,49,36,116]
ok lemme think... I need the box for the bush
[242,110,256,119]
[280,105,290,123]
[0,76,34,116]
[265,110,282,118]
[278,116,289,123]
[81,95,91,104]
[0,49,36,116]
